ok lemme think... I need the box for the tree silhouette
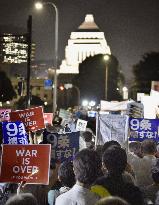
[131,52,159,97]
[73,54,124,103]
[0,71,16,102]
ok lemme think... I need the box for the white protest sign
[76,119,87,131]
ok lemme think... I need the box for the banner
[0,109,11,122]
[2,121,28,144]
[0,144,51,184]
[44,113,53,125]
[76,119,87,131]
[100,100,132,111]
[129,118,159,141]
[96,114,128,146]
[10,106,45,131]
[43,131,80,162]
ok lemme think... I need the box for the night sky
[0,0,159,86]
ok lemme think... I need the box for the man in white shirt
[55,149,100,205]
[133,140,157,187]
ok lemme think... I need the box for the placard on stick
[0,144,51,184]
[10,106,45,131]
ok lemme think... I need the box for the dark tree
[131,52,159,98]
[0,71,16,102]
[73,54,124,104]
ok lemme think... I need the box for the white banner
[100,100,132,111]
[96,114,129,147]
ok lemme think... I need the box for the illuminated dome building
[58,14,111,74]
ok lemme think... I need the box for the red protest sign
[0,144,51,184]
[44,113,53,125]
[10,106,45,131]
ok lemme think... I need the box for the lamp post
[104,54,110,100]
[35,1,58,114]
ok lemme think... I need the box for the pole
[45,2,58,114]
[105,64,108,100]
[26,15,32,108]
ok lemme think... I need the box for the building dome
[77,14,100,32]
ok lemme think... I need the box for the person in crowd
[133,139,157,187]
[143,160,159,204]
[95,196,130,205]
[155,191,159,205]
[102,141,135,184]
[79,131,94,150]
[5,193,38,205]
[94,145,144,205]
[48,160,75,205]
[127,141,142,162]
[55,149,101,205]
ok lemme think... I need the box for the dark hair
[73,149,101,185]
[102,140,121,154]
[95,196,129,205]
[129,142,141,153]
[58,160,75,188]
[102,146,127,175]
[141,139,156,155]
[82,131,93,142]
[5,193,37,205]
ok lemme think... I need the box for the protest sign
[0,109,11,122]
[0,144,51,184]
[44,113,53,125]
[129,118,159,141]
[43,131,80,162]
[100,100,131,111]
[2,121,28,144]
[10,106,45,131]
[96,114,129,146]
[127,102,144,118]
[76,119,87,131]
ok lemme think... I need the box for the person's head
[102,140,121,154]
[141,139,157,156]
[95,196,129,205]
[102,146,127,176]
[151,160,159,184]
[58,160,75,188]
[52,115,62,126]
[82,131,93,142]
[129,141,141,157]
[5,193,37,205]
[73,149,101,185]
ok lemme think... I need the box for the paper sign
[0,144,51,184]
[129,118,159,142]
[10,106,45,131]
[43,131,80,162]
[0,109,11,122]
[2,121,28,144]
[76,119,87,131]
[44,113,53,125]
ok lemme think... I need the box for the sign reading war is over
[129,118,159,141]
[0,144,51,184]
[2,121,28,144]
[43,131,80,162]
[10,106,45,131]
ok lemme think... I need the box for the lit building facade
[0,34,35,64]
[58,14,111,74]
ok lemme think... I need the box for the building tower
[58,14,111,74]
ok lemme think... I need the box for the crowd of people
[1,114,159,205]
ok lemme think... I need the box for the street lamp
[35,1,58,114]
[104,54,110,100]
